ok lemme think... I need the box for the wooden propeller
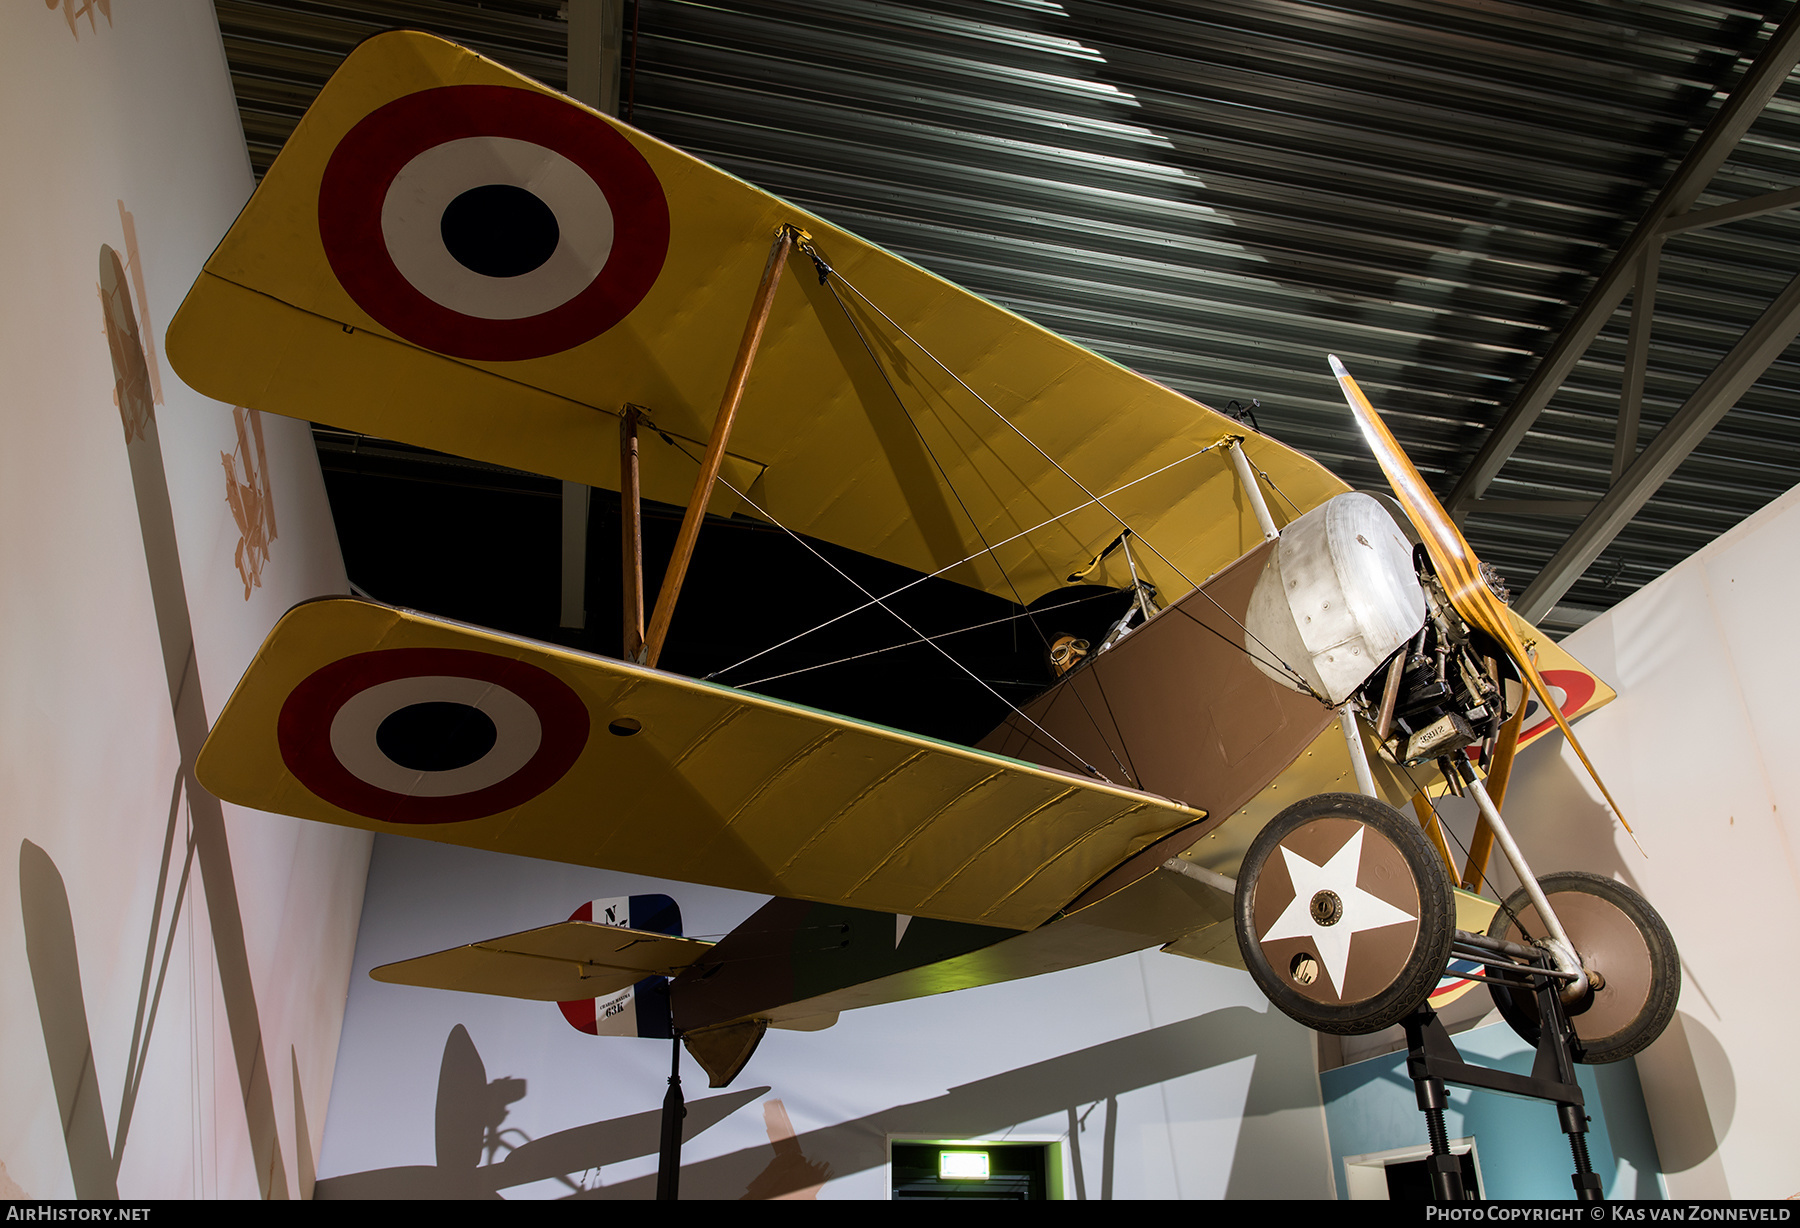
[1328,356,1636,844]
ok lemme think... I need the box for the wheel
[1235,792,1454,1035]
[1485,872,1678,1064]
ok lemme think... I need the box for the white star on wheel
[1262,828,1416,1000]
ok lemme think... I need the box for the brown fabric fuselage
[980,538,1337,911]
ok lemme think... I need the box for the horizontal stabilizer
[371,921,712,1002]
[198,598,1205,930]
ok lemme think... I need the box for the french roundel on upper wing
[318,84,669,362]
[277,647,589,823]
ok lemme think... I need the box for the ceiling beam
[1660,183,1800,235]
[1614,240,1661,482]
[1515,265,1800,620]
[1468,500,1598,517]
[1447,8,1800,516]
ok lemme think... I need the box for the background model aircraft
[168,31,1674,1088]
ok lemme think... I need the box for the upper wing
[370,921,712,1002]
[164,30,1346,605]
[197,598,1205,931]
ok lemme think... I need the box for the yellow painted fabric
[370,922,713,1002]
[1506,608,1617,751]
[197,598,1205,930]
[165,31,1346,605]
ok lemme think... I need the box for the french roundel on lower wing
[317,84,670,362]
[276,647,590,823]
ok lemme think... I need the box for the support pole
[1338,705,1377,797]
[1225,436,1280,541]
[1411,790,1459,882]
[1465,774,1580,988]
[621,404,646,662]
[1402,996,1595,1202]
[656,1033,685,1200]
[1401,1011,1466,1200]
[642,226,795,668]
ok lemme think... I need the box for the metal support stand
[656,1034,686,1200]
[1400,930,1602,1202]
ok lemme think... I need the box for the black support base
[1396,930,1602,1202]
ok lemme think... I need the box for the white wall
[1487,484,1800,1200]
[1,3,370,1199]
[317,836,1338,1200]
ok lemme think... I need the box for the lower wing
[198,598,1206,931]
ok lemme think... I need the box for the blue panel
[1319,1022,1666,1200]
[628,893,683,937]
[626,894,681,1038]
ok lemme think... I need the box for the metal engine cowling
[1244,492,1425,704]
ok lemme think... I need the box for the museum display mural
[1,3,370,1199]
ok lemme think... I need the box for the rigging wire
[814,266,1139,784]
[1158,598,1323,703]
[704,441,1230,683]
[734,587,1123,689]
[815,252,1322,699]
[820,273,1032,627]
[825,260,1202,585]
[650,429,1112,782]
[1082,664,1145,788]
[1252,462,1305,520]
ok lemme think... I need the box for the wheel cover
[1496,890,1654,1044]
[1251,816,1423,1005]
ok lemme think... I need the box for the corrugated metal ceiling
[212,0,1800,633]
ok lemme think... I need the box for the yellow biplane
[169,31,1675,1092]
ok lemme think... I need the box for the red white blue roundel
[318,85,669,361]
[277,648,589,823]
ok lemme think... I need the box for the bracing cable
[734,587,1123,689]
[704,442,1230,683]
[810,248,1323,700]
[813,271,1147,783]
[651,429,1113,782]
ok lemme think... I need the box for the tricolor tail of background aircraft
[557,894,682,1039]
